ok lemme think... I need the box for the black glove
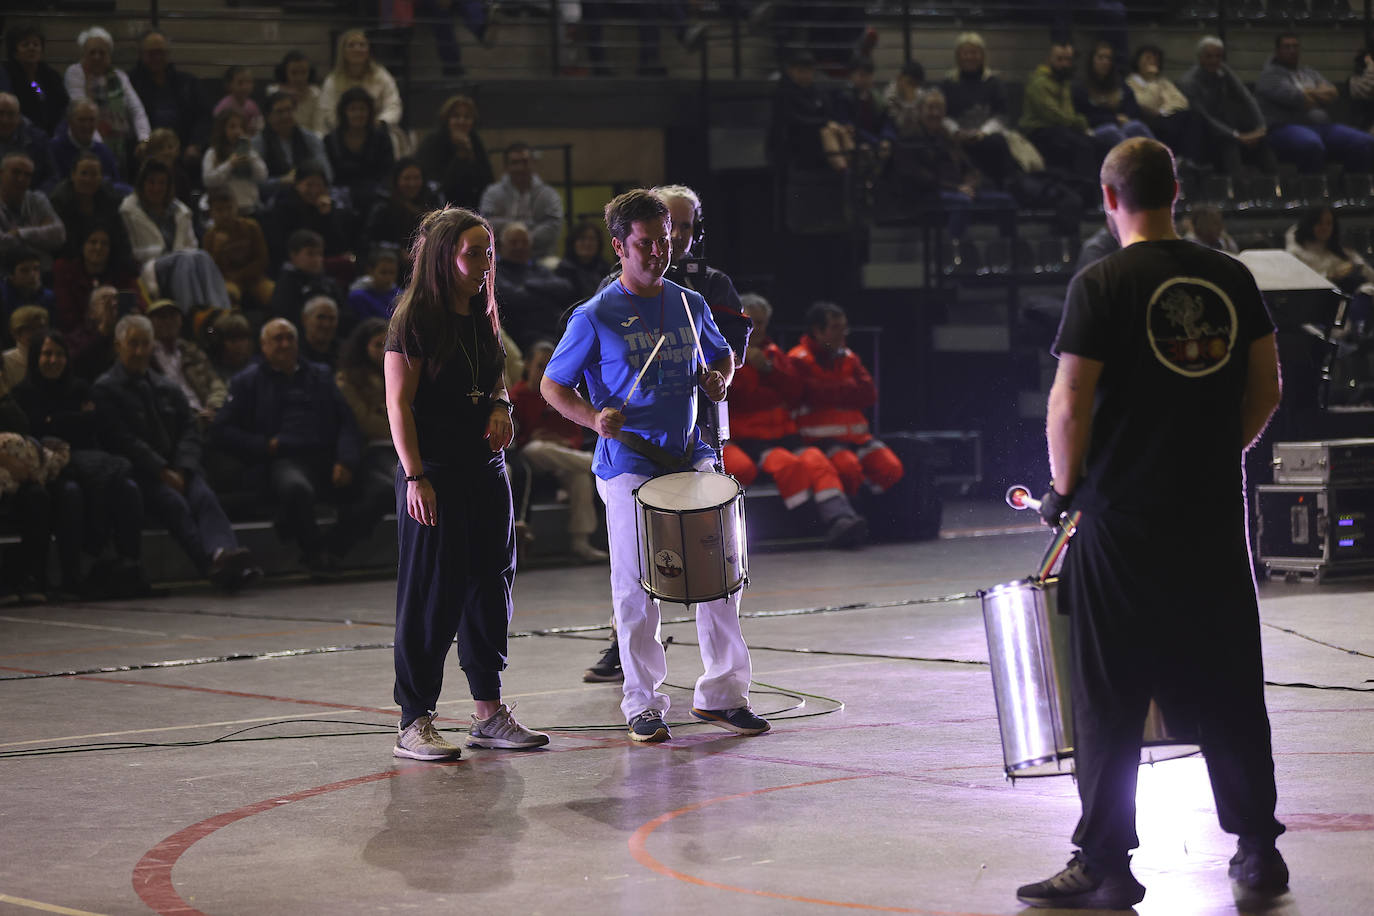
[1038,486,1072,527]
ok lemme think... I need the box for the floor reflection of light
[1132,756,1238,914]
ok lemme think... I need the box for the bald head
[260,318,299,372]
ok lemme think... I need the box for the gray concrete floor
[1,504,1371,916]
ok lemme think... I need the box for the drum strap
[613,429,696,472]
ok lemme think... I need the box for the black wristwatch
[492,397,513,412]
[404,472,426,482]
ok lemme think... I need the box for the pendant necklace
[619,280,667,385]
[455,310,483,404]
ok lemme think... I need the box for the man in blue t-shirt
[541,189,769,743]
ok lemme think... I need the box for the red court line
[626,775,1003,916]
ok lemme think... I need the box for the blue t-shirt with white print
[543,276,730,479]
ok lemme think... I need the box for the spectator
[1287,206,1374,326]
[318,30,404,146]
[1180,36,1278,177]
[0,91,54,190]
[1349,47,1374,131]
[141,127,194,205]
[414,94,491,210]
[2,246,54,334]
[511,340,607,562]
[939,33,1026,184]
[829,55,892,177]
[722,293,867,548]
[127,30,208,172]
[1019,41,1098,183]
[52,227,138,334]
[884,60,927,140]
[267,229,342,329]
[212,65,263,137]
[4,24,69,136]
[1074,40,1154,154]
[94,314,259,590]
[0,392,59,602]
[495,221,575,351]
[347,247,400,321]
[3,304,47,391]
[555,218,612,303]
[46,151,132,264]
[119,159,232,313]
[253,91,332,201]
[788,301,904,497]
[479,142,565,261]
[771,48,853,172]
[1256,33,1374,176]
[417,0,489,78]
[335,315,389,443]
[147,298,226,422]
[48,99,120,185]
[0,152,64,269]
[267,50,326,137]
[205,186,274,310]
[1184,205,1238,253]
[203,309,257,384]
[63,27,150,173]
[203,109,268,214]
[894,90,1015,236]
[363,158,438,274]
[67,285,120,382]
[212,316,391,575]
[1126,44,1208,168]
[299,295,343,367]
[323,87,394,215]
[260,160,354,267]
[12,327,149,598]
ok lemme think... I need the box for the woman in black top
[414,94,492,210]
[324,87,393,216]
[363,157,440,280]
[4,24,69,135]
[554,218,612,304]
[384,206,549,760]
[11,329,147,596]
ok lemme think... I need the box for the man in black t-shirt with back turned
[1018,137,1288,909]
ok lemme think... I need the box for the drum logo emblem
[654,549,684,579]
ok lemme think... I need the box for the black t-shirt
[1053,239,1275,518]
[386,308,505,466]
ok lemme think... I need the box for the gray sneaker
[393,714,461,761]
[465,703,551,749]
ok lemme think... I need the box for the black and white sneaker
[584,640,623,682]
[1016,852,1145,909]
[628,709,670,742]
[690,706,770,736]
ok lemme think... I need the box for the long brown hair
[388,207,502,378]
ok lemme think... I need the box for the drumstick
[680,291,709,372]
[621,334,667,409]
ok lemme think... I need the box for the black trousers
[393,456,515,725]
[1062,510,1285,869]
[142,471,238,576]
[0,482,52,589]
[267,457,393,557]
[52,476,143,587]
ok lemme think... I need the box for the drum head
[636,471,740,511]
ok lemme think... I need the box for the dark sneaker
[584,641,623,682]
[1016,852,1145,909]
[1229,843,1289,894]
[691,706,771,736]
[393,714,461,761]
[465,703,550,749]
[208,547,252,592]
[825,514,869,550]
[629,709,670,742]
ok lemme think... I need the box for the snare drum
[980,576,1198,778]
[634,471,747,604]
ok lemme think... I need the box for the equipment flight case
[1271,438,1374,487]
[1256,484,1374,581]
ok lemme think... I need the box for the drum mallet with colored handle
[621,333,667,410]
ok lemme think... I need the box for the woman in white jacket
[64,27,150,172]
[120,159,231,313]
[318,30,405,154]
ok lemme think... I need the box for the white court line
[0,616,168,636]
[0,893,109,915]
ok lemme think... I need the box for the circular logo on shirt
[1145,276,1238,377]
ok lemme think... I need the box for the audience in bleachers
[128,30,208,174]
[64,27,150,175]
[414,94,492,211]
[1126,44,1207,168]
[255,92,332,201]
[0,389,61,602]
[3,305,48,391]
[267,51,327,138]
[203,310,256,384]
[267,229,342,330]
[347,248,401,321]
[940,34,1026,185]
[480,141,565,261]
[772,48,855,173]
[1019,41,1098,189]
[147,298,226,422]
[335,316,390,448]
[0,151,64,270]
[883,59,926,140]
[1257,33,1374,176]
[494,221,575,351]
[1180,35,1279,176]
[67,284,120,381]
[49,99,121,186]
[53,226,138,334]
[298,295,343,368]
[1287,206,1374,322]
[829,55,892,176]
[555,218,613,304]
[205,187,274,310]
[0,92,55,191]
[364,159,438,275]
[261,161,354,266]
[47,152,131,264]
[5,25,69,137]
[1074,40,1154,153]
[213,66,264,138]
[324,87,395,215]
[1183,205,1238,253]
[203,110,269,215]
[120,159,231,313]
[319,30,405,153]
[1,247,53,335]
[143,128,195,205]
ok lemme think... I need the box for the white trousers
[596,464,753,722]
[521,440,597,535]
